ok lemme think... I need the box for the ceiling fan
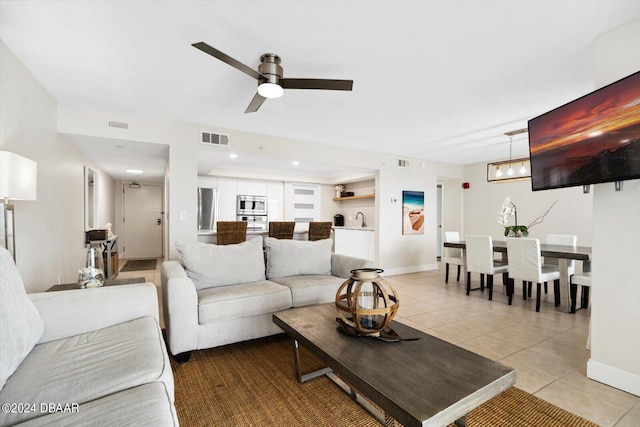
[192,42,354,113]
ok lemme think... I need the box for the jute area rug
[171,334,598,427]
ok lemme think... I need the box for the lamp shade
[0,151,37,201]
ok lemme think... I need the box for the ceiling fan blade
[192,42,265,81]
[281,78,353,91]
[245,92,267,113]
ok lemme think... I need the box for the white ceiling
[2,1,639,182]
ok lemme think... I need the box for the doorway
[436,183,443,260]
[122,183,164,260]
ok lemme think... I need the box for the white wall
[0,41,115,291]
[463,162,593,247]
[57,104,464,273]
[377,162,440,275]
[587,18,640,396]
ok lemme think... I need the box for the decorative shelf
[333,194,375,201]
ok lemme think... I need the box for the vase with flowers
[497,197,557,237]
[334,184,345,198]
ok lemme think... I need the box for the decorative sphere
[335,268,399,337]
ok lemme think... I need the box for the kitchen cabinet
[216,177,237,221]
[236,179,267,197]
[267,181,284,221]
[333,227,375,261]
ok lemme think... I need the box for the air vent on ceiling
[108,120,130,130]
[397,159,410,168]
[201,131,230,146]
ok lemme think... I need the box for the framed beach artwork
[402,190,424,235]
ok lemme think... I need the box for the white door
[123,183,163,259]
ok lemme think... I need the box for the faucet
[356,211,366,228]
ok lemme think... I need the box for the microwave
[237,195,267,216]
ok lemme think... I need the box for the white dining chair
[571,272,593,348]
[506,237,560,312]
[570,271,591,313]
[443,231,464,284]
[543,234,577,304]
[465,235,508,300]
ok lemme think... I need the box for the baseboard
[587,359,640,397]
[381,264,438,276]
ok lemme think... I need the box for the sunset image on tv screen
[528,71,640,191]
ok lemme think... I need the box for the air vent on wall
[397,159,409,167]
[201,131,230,146]
[108,120,130,130]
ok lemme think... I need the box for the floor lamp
[0,151,38,262]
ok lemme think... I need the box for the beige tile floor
[387,267,640,427]
[118,258,640,426]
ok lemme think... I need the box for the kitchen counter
[332,226,375,231]
[197,229,309,236]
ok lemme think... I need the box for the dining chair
[465,235,509,301]
[268,221,295,239]
[308,221,333,241]
[506,237,560,312]
[216,221,248,245]
[443,231,464,284]
[543,234,577,303]
[570,271,591,313]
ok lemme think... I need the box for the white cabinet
[217,178,237,221]
[267,181,284,221]
[236,179,267,197]
[334,228,375,261]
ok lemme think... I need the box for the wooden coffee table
[273,304,516,427]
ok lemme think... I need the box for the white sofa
[0,247,178,426]
[162,237,373,361]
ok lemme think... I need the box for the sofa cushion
[265,237,332,279]
[0,246,44,391]
[16,383,176,427]
[198,280,292,324]
[0,317,169,426]
[175,237,265,290]
[271,275,346,307]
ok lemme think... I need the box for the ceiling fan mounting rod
[258,53,282,85]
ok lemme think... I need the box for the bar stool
[268,221,295,239]
[308,221,333,241]
[216,221,247,245]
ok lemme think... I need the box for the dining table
[443,240,592,314]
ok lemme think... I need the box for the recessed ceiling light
[292,161,299,166]
[126,169,143,174]
[230,153,238,159]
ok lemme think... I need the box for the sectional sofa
[162,236,373,361]
[0,247,177,426]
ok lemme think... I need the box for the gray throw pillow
[265,237,332,279]
[0,247,45,390]
[175,237,265,290]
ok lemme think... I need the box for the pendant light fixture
[486,128,532,183]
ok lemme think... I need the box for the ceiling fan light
[258,82,283,98]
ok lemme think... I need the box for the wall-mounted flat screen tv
[528,71,640,191]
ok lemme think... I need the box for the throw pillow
[265,237,332,279]
[0,247,45,390]
[175,237,265,290]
